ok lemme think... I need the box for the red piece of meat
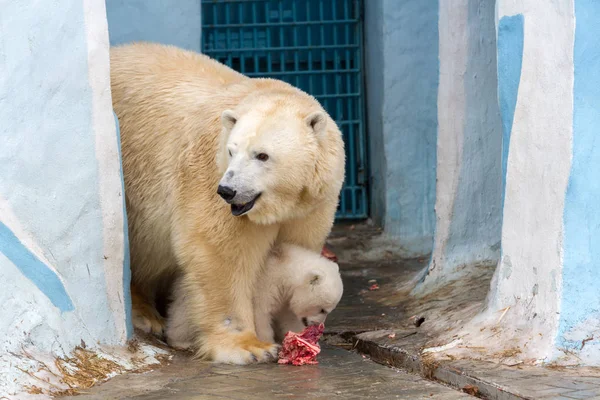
[321,246,338,262]
[277,323,324,366]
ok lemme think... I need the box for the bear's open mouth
[230,193,261,216]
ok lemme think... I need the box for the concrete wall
[105,0,202,52]
[482,0,575,362]
[557,0,600,365]
[365,0,439,257]
[0,0,130,393]
[415,0,503,291]
[413,0,600,365]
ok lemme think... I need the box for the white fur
[165,277,196,350]
[217,106,330,218]
[166,244,344,348]
[254,244,344,343]
[111,43,346,364]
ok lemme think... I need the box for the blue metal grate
[201,0,368,219]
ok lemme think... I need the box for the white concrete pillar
[437,0,600,366]
[480,0,575,362]
[0,0,131,392]
[414,0,503,293]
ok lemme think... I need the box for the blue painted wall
[0,2,129,384]
[497,15,524,207]
[0,0,114,346]
[557,0,600,352]
[364,0,386,225]
[443,0,503,268]
[114,112,133,338]
[105,0,202,52]
[0,222,74,312]
[365,0,439,257]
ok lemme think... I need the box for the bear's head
[288,256,344,327]
[215,90,340,224]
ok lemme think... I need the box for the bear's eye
[256,153,269,162]
[320,309,327,314]
[228,149,232,157]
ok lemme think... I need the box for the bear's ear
[217,110,237,173]
[308,271,323,285]
[221,110,238,131]
[305,111,327,139]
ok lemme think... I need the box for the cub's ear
[221,110,238,131]
[308,270,323,285]
[305,111,327,138]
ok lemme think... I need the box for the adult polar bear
[110,42,345,364]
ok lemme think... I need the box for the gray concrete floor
[74,346,471,399]
[66,225,472,399]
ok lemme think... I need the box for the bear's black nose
[217,185,236,202]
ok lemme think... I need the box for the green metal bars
[201,0,368,219]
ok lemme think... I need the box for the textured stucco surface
[105,0,202,52]
[497,15,524,208]
[444,0,502,270]
[557,0,600,363]
[432,0,577,364]
[411,0,600,366]
[416,0,502,292]
[0,0,129,394]
[486,0,574,361]
[365,0,438,257]
[371,0,600,366]
[423,0,469,289]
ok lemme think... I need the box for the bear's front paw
[132,303,165,337]
[205,331,279,365]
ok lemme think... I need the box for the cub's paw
[204,331,279,365]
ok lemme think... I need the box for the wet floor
[67,225,471,399]
[74,346,471,400]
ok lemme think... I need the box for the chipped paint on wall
[0,0,130,394]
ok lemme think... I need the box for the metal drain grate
[202,0,368,219]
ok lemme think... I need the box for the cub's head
[216,92,333,224]
[289,256,344,327]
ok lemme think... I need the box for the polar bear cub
[166,244,343,349]
[254,244,344,343]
